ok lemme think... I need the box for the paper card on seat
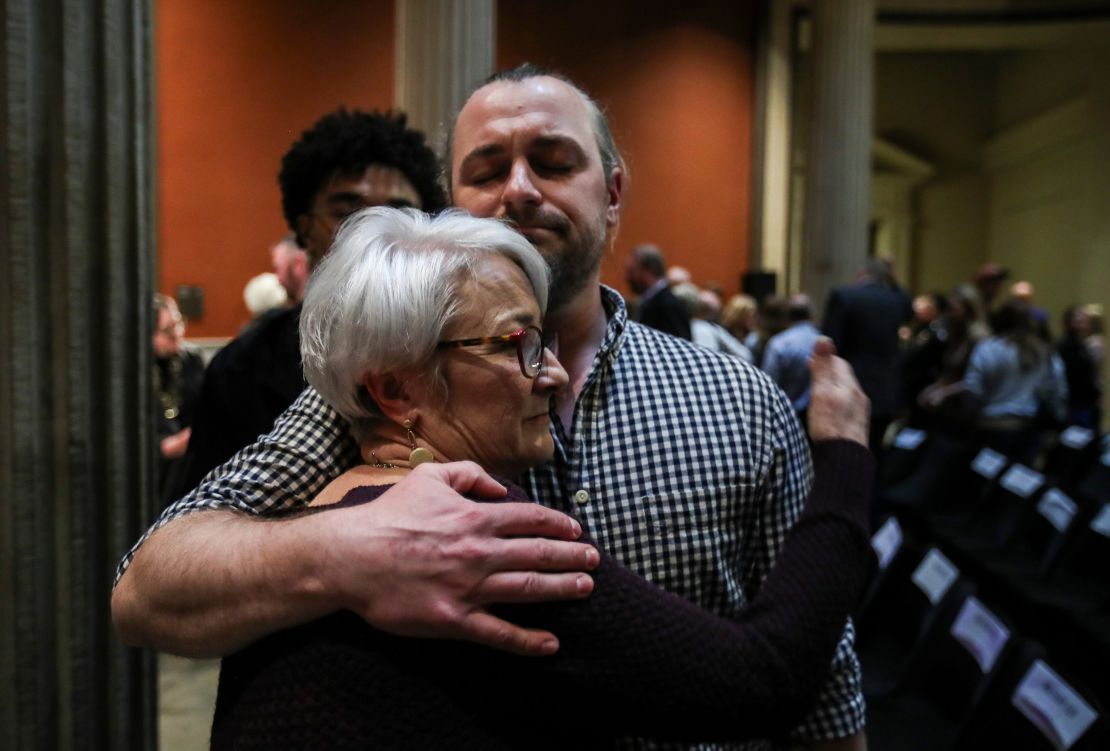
[911,548,959,605]
[971,448,1007,479]
[871,517,902,570]
[999,464,1044,499]
[1059,426,1094,449]
[1011,659,1098,751]
[950,596,1010,673]
[1037,489,1077,533]
[893,428,926,450]
[1091,504,1110,538]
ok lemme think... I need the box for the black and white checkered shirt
[117,287,864,749]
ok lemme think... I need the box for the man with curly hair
[172,109,446,496]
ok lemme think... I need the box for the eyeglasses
[437,325,553,379]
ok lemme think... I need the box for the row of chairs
[855,424,1110,750]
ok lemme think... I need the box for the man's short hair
[632,244,666,278]
[444,62,624,193]
[786,293,812,322]
[279,109,447,244]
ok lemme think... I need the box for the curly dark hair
[279,109,446,243]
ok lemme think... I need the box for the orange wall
[158,0,758,334]
[497,0,757,299]
[156,0,394,336]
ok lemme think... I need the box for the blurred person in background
[1059,304,1103,430]
[173,109,446,498]
[964,300,1067,463]
[721,293,759,353]
[908,284,987,431]
[624,243,692,340]
[762,293,820,424]
[152,293,205,505]
[824,258,914,451]
[672,282,751,361]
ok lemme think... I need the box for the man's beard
[503,206,607,314]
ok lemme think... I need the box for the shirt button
[573,489,590,506]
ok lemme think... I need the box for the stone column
[394,0,495,151]
[800,0,875,313]
[1,0,157,748]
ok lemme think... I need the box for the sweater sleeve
[490,439,875,742]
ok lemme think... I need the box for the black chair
[880,427,931,489]
[952,638,1107,751]
[1043,425,1100,492]
[932,463,1048,558]
[867,591,1016,751]
[880,434,982,520]
[1074,444,1110,509]
[856,545,970,700]
[1020,502,1110,616]
[984,485,1079,584]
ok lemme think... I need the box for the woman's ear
[363,371,419,424]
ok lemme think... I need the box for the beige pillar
[394,0,496,151]
[800,0,875,313]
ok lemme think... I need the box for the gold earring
[404,418,434,466]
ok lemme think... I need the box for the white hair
[300,207,550,439]
[243,272,288,316]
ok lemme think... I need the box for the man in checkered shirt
[113,64,865,749]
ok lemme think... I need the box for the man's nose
[501,160,542,211]
[534,346,569,394]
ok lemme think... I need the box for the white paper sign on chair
[1059,426,1093,450]
[911,548,959,605]
[971,448,1008,479]
[893,428,927,450]
[950,596,1010,673]
[999,464,1044,499]
[871,517,903,570]
[1037,489,1077,534]
[1012,659,1098,751]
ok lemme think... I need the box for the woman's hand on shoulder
[808,337,870,447]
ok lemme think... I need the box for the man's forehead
[455,76,594,149]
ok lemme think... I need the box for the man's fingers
[490,535,598,572]
[460,611,561,657]
[812,335,837,359]
[418,460,507,499]
[475,570,595,603]
[485,501,584,541]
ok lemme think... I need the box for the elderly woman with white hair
[210,207,874,749]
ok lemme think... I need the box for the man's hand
[113,460,597,658]
[808,337,869,446]
[312,460,598,656]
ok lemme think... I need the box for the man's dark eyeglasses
[437,326,553,379]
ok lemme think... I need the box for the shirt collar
[598,285,628,355]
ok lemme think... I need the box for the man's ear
[362,371,416,424]
[295,214,312,248]
[605,166,624,228]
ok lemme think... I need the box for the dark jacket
[637,285,692,340]
[824,280,913,420]
[172,305,306,500]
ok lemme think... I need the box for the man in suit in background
[624,243,692,339]
[824,258,913,452]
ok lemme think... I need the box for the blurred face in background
[153,305,184,359]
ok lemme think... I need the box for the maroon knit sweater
[210,440,874,749]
